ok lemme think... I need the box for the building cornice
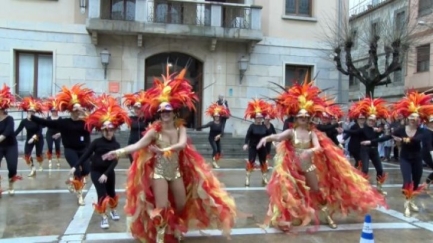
[349,0,397,21]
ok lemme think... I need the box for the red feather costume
[204,103,230,164]
[124,66,236,243]
[262,81,388,232]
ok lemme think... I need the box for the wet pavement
[1,157,433,242]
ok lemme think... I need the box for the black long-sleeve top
[31,115,90,150]
[283,117,294,131]
[45,116,62,136]
[128,116,148,144]
[14,119,43,140]
[316,123,339,145]
[344,125,389,147]
[197,121,223,139]
[265,123,276,136]
[245,123,270,147]
[344,123,362,152]
[422,128,433,160]
[73,137,120,175]
[0,116,17,147]
[392,127,424,160]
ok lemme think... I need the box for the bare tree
[324,1,417,98]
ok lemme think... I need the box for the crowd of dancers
[1,65,433,242]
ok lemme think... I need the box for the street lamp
[79,0,86,14]
[238,56,249,84]
[100,48,111,80]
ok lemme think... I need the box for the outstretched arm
[264,128,293,142]
[31,115,59,130]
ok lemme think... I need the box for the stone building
[0,0,347,137]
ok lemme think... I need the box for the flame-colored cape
[264,129,388,231]
[125,121,236,242]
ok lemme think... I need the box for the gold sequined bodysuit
[292,130,316,172]
[153,133,181,181]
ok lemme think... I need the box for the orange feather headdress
[266,103,277,119]
[205,103,230,117]
[144,65,198,117]
[56,84,95,112]
[84,94,130,132]
[244,98,270,119]
[19,97,46,113]
[94,93,120,107]
[44,97,59,111]
[0,84,15,110]
[322,96,344,120]
[274,81,325,119]
[123,90,150,109]
[393,90,433,121]
[349,97,389,120]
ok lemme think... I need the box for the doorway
[145,52,203,129]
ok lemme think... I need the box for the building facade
[348,0,408,102]
[0,0,347,137]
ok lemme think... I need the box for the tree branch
[333,47,350,75]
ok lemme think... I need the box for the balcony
[86,0,263,51]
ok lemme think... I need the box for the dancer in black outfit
[123,91,152,164]
[316,115,342,146]
[70,99,129,229]
[243,99,272,186]
[346,98,390,195]
[45,98,62,169]
[422,116,433,189]
[384,91,433,217]
[263,110,276,164]
[197,103,229,168]
[30,84,94,206]
[15,97,45,176]
[216,94,230,134]
[0,84,21,196]
[343,115,366,169]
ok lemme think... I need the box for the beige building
[0,0,347,136]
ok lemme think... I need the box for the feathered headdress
[84,95,130,132]
[144,65,198,117]
[95,93,120,107]
[44,97,59,111]
[274,81,325,118]
[56,84,95,112]
[393,90,433,121]
[205,103,230,117]
[244,98,270,119]
[322,96,343,120]
[349,97,389,120]
[266,103,277,119]
[19,97,46,113]
[0,84,15,110]
[123,90,150,108]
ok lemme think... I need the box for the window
[111,0,136,21]
[371,22,379,37]
[349,75,359,87]
[15,52,53,99]
[395,10,406,31]
[285,0,312,17]
[419,0,433,17]
[351,29,358,48]
[285,65,312,87]
[417,44,430,73]
[394,70,403,83]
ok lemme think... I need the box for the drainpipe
[337,0,343,103]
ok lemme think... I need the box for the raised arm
[14,120,25,137]
[264,128,293,143]
[196,121,212,130]
[31,115,59,129]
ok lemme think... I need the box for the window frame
[15,51,54,99]
[284,0,313,17]
[418,0,433,17]
[416,44,430,73]
[110,0,136,21]
[284,63,315,87]
[394,9,406,32]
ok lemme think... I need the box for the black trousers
[0,145,18,179]
[91,170,116,202]
[24,138,44,157]
[265,142,272,156]
[400,157,423,190]
[349,149,361,167]
[127,140,136,164]
[422,151,433,182]
[64,147,90,178]
[208,136,221,157]
[393,145,400,159]
[360,146,384,178]
[220,118,227,134]
[248,145,267,165]
[384,146,392,160]
[46,134,61,155]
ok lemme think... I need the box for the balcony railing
[91,0,261,31]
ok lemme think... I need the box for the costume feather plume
[349,97,389,120]
[322,96,343,119]
[244,98,270,119]
[205,103,230,117]
[44,97,59,111]
[84,97,130,132]
[0,84,15,110]
[56,84,95,112]
[19,97,46,113]
[393,90,433,120]
[123,90,150,108]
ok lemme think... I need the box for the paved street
[1,158,433,243]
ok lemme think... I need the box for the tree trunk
[365,84,375,98]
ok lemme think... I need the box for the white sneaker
[110,210,120,221]
[100,216,109,229]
